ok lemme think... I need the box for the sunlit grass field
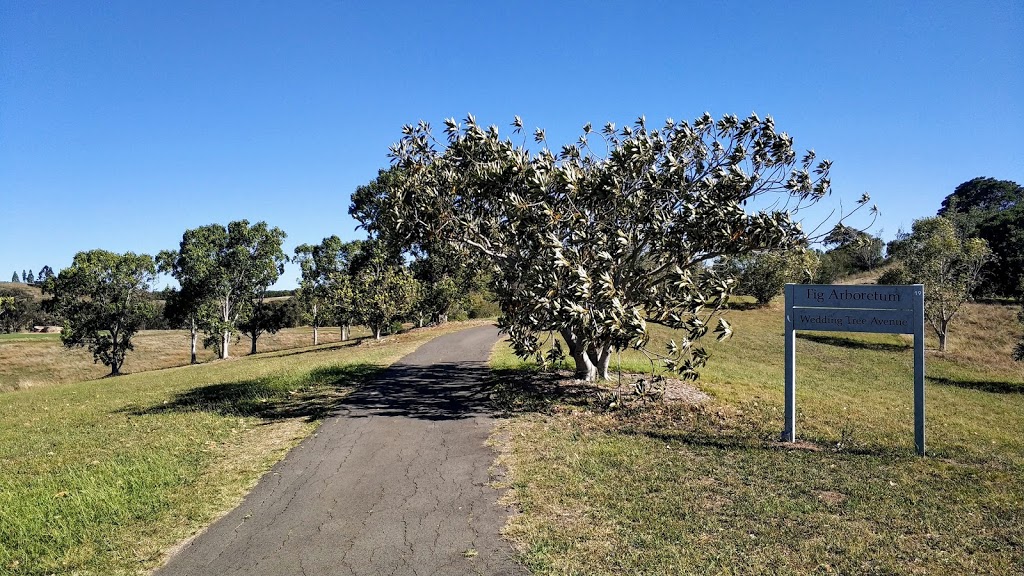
[492,301,1024,575]
[0,326,368,393]
[0,321,490,576]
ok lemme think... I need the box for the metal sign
[784,284,926,455]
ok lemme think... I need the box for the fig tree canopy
[365,113,861,380]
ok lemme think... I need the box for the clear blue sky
[2,1,1021,289]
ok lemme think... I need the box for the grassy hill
[491,301,1024,575]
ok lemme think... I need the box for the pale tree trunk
[561,329,597,381]
[938,319,949,352]
[341,324,350,341]
[439,313,448,324]
[374,325,382,340]
[189,319,198,365]
[312,303,319,345]
[221,295,231,359]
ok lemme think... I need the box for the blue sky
[2,1,1021,289]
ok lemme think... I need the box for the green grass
[0,320,490,576]
[492,302,1024,575]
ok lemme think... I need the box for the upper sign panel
[788,284,920,310]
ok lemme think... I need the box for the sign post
[783,284,926,455]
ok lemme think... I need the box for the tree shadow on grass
[489,367,917,459]
[125,363,383,422]
[928,375,1024,395]
[798,333,910,352]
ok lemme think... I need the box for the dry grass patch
[0,326,372,392]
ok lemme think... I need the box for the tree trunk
[561,329,597,381]
[189,329,197,365]
[938,322,948,352]
[341,324,350,341]
[374,326,382,340]
[222,330,230,359]
[596,345,612,380]
[250,333,258,354]
[439,313,448,324]
[313,325,319,346]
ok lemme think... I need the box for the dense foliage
[158,220,287,359]
[364,113,863,380]
[938,177,1023,297]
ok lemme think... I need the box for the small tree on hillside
[25,270,34,284]
[21,270,26,283]
[11,272,19,283]
[723,248,817,306]
[44,250,155,376]
[363,113,868,380]
[887,216,991,352]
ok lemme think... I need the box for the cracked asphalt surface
[157,325,526,576]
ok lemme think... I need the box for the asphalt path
[157,324,526,576]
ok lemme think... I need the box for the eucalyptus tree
[294,235,353,345]
[367,113,865,380]
[349,239,417,340]
[885,216,991,352]
[161,220,287,359]
[44,250,156,376]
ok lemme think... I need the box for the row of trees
[8,266,55,285]
[38,218,482,375]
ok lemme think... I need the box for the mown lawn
[0,320,489,576]
[492,301,1024,575]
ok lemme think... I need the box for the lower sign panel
[792,307,915,334]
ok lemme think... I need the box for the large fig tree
[366,113,855,380]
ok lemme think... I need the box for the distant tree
[724,249,818,306]
[938,177,1024,296]
[350,239,417,340]
[21,270,26,283]
[294,235,352,345]
[0,287,48,332]
[350,167,485,326]
[821,224,884,273]
[25,270,34,284]
[408,244,480,326]
[44,250,156,376]
[238,300,287,354]
[160,221,287,359]
[11,272,18,283]
[37,265,54,283]
[887,216,991,352]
